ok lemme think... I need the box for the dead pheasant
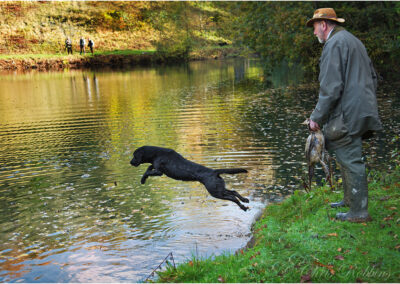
[303,119,333,191]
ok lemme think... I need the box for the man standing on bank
[65,37,73,54]
[79,37,86,55]
[88,38,94,55]
[306,8,382,222]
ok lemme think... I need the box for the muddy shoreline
[240,207,266,252]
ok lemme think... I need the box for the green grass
[157,164,400,282]
[95,49,156,56]
[0,53,68,60]
[0,49,156,60]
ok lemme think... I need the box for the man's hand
[309,119,320,131]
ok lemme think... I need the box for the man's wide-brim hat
[306,8,345,27]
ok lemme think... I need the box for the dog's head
[130,147,145,167]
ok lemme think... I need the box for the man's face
[313,21,325,44]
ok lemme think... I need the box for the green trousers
[335,137,365,175]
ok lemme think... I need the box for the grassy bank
[0,49,156,70]
[0,49,156,60]
[0,46,242,71]
[157,159,400,282]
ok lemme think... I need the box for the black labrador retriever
[130,146,250,211]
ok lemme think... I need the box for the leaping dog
[130,146,250,211]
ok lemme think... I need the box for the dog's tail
[214,168,248,175]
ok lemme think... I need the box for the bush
[154,34,192,62]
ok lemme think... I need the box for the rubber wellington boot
[336,171,371,222]
[331,168,351,208]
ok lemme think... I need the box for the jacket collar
[326,26,345,42]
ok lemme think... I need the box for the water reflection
[0,59,398,282]
[0,60,270,282]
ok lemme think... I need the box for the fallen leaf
[218,275,225,283]
[300,272,312,283]
[314,261,324,267]
[188,261,193,267]
[362,251,368,255]
[37,261,52,266]
[349,265,355,270]
[327,233,338,237]
[314,261,335,275]
[337,248,342,252]
[335,255,344,261]
[249,251,260,260]
[379,196,391,201]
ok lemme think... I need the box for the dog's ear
[133,149,139,159]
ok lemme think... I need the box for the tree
[236,2,400,80]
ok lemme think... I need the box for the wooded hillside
[1,1,398,78]
[0,2,236,55]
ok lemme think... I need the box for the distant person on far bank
[88,38,94,55]
[65,37,72,54]
[79,37,85,55]
[306,8,382,222]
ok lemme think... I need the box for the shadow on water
[0,59,398,282]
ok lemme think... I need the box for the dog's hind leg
[221,193,249,211]
[204,179,249,211]
[227,189,249,203]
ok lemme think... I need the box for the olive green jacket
[310,26,382,149]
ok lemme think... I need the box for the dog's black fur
[130,146,250,211]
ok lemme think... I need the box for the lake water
[0,59,398,282]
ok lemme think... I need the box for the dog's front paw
[242,198,250,203]
[140,176,147,184]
